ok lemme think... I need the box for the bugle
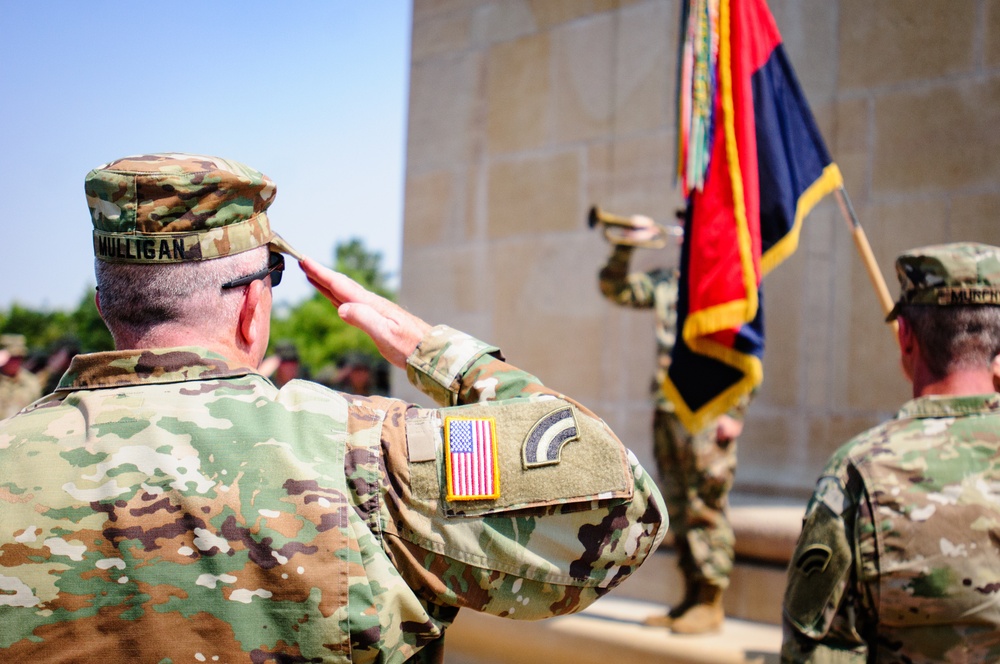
[587,205,683,249]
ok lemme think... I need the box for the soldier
[0,333,42,420]
[782,243,1000,662]
[37,336,81,395]
[331,351,377,395]
[0,154,666,662]
[597,212,750,634]
[270,338,310,386]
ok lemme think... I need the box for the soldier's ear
[94,290,103,319]
[238,280,268,350]
[897,317,916,380]
[897,317,913,352]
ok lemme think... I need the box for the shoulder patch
[444,417,500,501]
[523,406,579,468]
[783,503,853,639]
[418,399,631,518]
[794,544,833,576]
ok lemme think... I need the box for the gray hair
[899,304,1000,380]
[96,247,269,343]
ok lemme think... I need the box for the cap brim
[269,233,304,262]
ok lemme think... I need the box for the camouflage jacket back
[0,326,665,663]
[782,393,1000,663]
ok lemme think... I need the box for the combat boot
[668,583,724,634]
[642,581,697,628]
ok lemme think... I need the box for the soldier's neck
[912,367,996,399]
[113,327,260,371]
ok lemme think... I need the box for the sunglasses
[222,252,285,289]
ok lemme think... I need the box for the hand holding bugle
[588,205,683,248]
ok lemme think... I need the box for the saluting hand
[716,414,744,443]
[299,257,431,369]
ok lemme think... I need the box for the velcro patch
[522,406,579,468]
[783,503,853,638]
[406,411,440,463]
[445,417,500,501]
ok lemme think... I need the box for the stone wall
[396,0,1000,497]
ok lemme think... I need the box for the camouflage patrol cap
[886,242,1000,321]
[338,351,372,370]
[0,334,28,358]
[86,153,301,264]
[274,339,300,362]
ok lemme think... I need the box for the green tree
[0,287,114,362]
[269,238,395,375]
[0,303,69,350]
[334,237,393,297]
[69,290,114,353]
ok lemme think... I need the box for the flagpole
[834,187,899,336]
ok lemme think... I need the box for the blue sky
[0,1,411,311]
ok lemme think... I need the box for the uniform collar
[896,392,1000,420]
[55,346,257,391]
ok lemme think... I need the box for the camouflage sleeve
[406,325,503,406]
[380,326,666,620]
[597,245,658,309]
[406,325,625,432]
[781,463,869,663]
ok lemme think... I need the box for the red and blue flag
[664,0,843,432]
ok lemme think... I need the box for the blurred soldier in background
[315,352,390,397]
[597,209,750,635]
[270,339,310,387]
[783,243,1000,662]
[0,333,42,420]
[332,351,376,395]
[39,336,81,395]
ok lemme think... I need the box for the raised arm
[301,256,666,620]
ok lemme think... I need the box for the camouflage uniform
[0,368,42,421]
[599,244,745,591]
[782,394,1000,663]
[783,243,1000,662]
[0,154,666,663]
[0,334,42,421]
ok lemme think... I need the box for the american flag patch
[444,417,499,501]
